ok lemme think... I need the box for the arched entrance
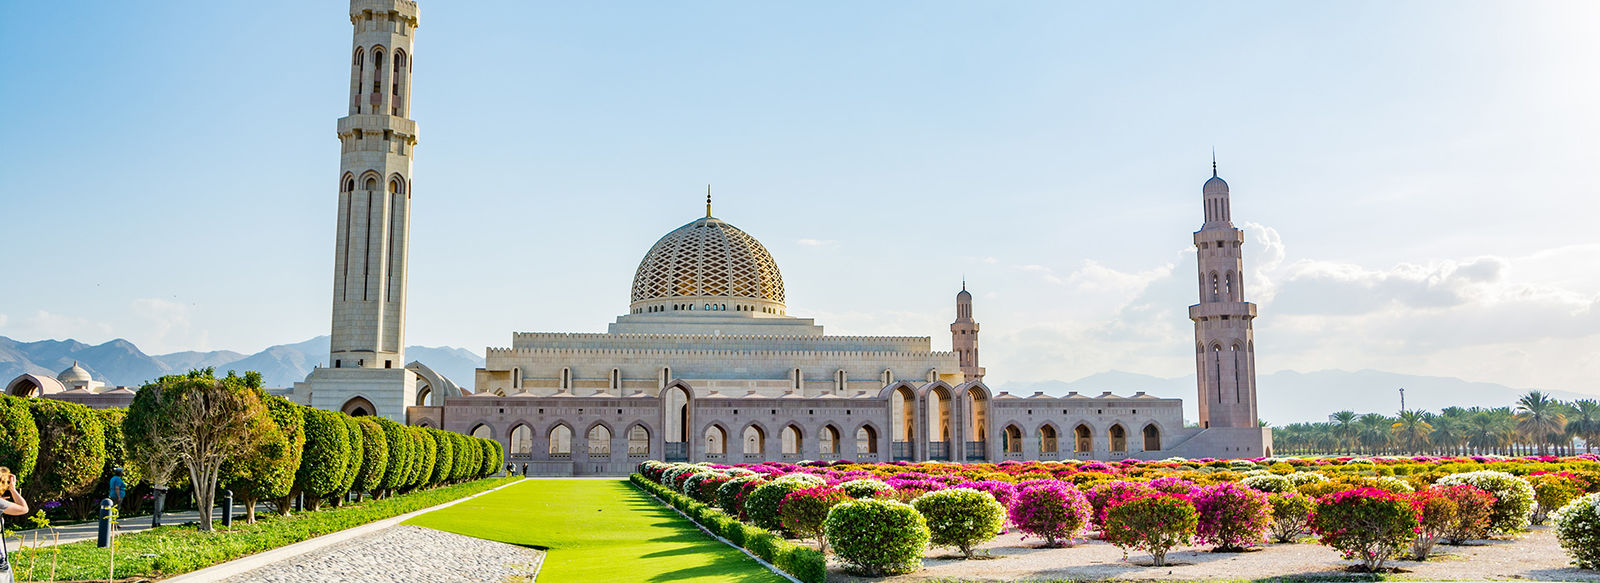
[704,425,728,457]
[1108,424,1127,453]
[510,424,533,455]
[662,385,690,461]
[926,386,952,460]
[1039,425,1058,455]
[891,385,915,461]
[341,396,376,417]
[1002,424,1023,454]
[742,424,765,456]
[964,386,989,460]
[855,425,878,458]
[1074,424,1093,454]
[820,425,841,456]
[1143,424,1161,451]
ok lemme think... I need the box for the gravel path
[832,526,1598,582]
[217,525,542,583]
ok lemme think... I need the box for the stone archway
[341,396,376,417]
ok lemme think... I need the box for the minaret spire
[705,185,712,218]
[1212,148,1217,177]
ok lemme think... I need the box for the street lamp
[1399,387,1405,414]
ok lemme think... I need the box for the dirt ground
[826,525,1598,582]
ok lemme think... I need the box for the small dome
[956,288,971,301]
[57,362,92,384]
[630,216,785,308]
[1204,175,1229,195]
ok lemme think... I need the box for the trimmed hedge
[631,473,825,583]
[294,407,352,508]
[27,398,108,501]
[0,395,40,482]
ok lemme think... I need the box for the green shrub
[221,396,302,521]
[1267,492,1314,542]
[1241,473,1293,494]
[839,478,893,499]
[718,475,763,511]
[349,418,389,494]
[411,429,436,487]
[912,488,1007,558]
[1529,473,1582,525]
[374,417,414,492]
[1552,492,1600,570]
[27,398,107,501]
[745,479,812,532]
[1435,470,1535,535]
[1310,487,1417,572]
[429,428,454,485]
[294,408,351,508]
[825,498,929,576]
[1102,493,1198,567]
[336,416,364,497]
[0,395,40,482]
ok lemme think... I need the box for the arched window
[781,425,802,455]
[471,424,491,440]
[704,425,727,455]
[742,425,765,455]
[892,386,915,442]
[364,177,378,191]
[1224,270,1234,300]
[342,176,355,192]
[510,425,532,455]
[855,425,878,455]
[1109,424,1127,452]
[548,425,572,455]
[1039,425,1058,453]
[1143,424,1162,451]
[1210,272,1220,301]
[881,369,894,386]
[628,425,650,456]
[791,368,802,391]
[588,425,611,456]
[341,396,376,418]
[1212,345,1224,403]
[1074,424,1093,453]
[609,368,621,390]
[560,367,572,391]
[820,425,840,455]
[835,369,847,393]
[1002,425,1023,453]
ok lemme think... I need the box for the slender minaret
[1189,159,1259,428]
[329,0,420,371]
[951,281,985,382]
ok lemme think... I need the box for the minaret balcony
[1188,301,1256,321]
[337,114,417,136]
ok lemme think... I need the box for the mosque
[9,0,1273,474]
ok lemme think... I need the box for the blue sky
[3,1,1598,395]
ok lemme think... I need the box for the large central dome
[629,216,786,310]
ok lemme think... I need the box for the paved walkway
[214,525,542,583]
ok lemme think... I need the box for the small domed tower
[951,282,984,382]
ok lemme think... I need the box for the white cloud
[796,238,838,248]
[129,298,208,354]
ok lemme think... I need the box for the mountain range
[0,336,483,392]
[4,335,1592,423]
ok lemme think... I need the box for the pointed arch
[1038,423,1059,454]
[470,423,492,440]
[341,395,376,418]
[854,423,879,456]
[586,422,612,456]
[1002,424,1023,454]
[627,423,651,457]
[819,424,841,455]
[1142,423,1162,451]
[1074,423,1094,453]
[741,423,767,455]
[547,423,573,455]
[781,424,803,455]
[509,423,533,456]
[703,423,728,455]
[1108,423,1128,452]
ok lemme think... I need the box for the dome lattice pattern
[631,217,785,305]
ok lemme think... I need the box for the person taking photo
[0,467,30,583]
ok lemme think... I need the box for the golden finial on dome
[706,184,712,218]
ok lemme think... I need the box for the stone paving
[216,525,543,583]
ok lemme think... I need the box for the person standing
[108,467,127,509]
[0,467,31,583]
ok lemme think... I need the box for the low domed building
[5,361,136,408]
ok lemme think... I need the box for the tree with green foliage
[26,398,107,503]
[0,395,40,483]
[374,417,413,496]
[410,429,436,489]
[294,407,351,510]
[127,369,272,531]
[332,416,365,505]
[429,429,454,485]
[1571,400,1600,454]
[1516,391,1567,455]
[1391,410,1433,454]
[349,418,389,499]
[221,395,301,523]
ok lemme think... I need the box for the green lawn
[405,479,787,583]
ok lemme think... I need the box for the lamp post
[1399,387,1406,414]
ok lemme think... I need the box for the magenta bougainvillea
[1101,492,1199,566]
[1193,481,1272,551]
[1087,481,1156,530]
[1009,481,1093,547]
[1310,487,1419,572]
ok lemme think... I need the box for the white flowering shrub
[1552,493,1600,570]
[1287,472,1329,486]
[1241,473,1294,494]
[1436,470,1535,535]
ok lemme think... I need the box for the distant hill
[0,335,484,390]
[996,369,1599,425]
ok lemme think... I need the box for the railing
[589,450,611,458]
[781,453,800,461]
[1074,451,1092,459]
[628,446,649,458]
[928,441,949,460]
[665,442,688,462]
[1110,451,1127,459]
[892,441,913,461]
[549,452,572,460]
[705,453,725,461]
[1003,451,1023,459]
[1039,451,1058,460]
[965,441,985,461]
[819,452,839,460]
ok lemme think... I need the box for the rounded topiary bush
[746,478,814,532]
[1086,480,1155,529]
[913,488,1007,558]
[717,475,764,511]
[1102,493,1198,567]
[1194,481,1271,551]
[825,498,929,576]
[839,478,893,499]
[779,485,850,549]
[681,471,720,503]
[1552,492,1600,570]
[27,398,107,501]
[295,407,351,508]
[1435,470,1534,535]
[1310,487,1418,572]
[1010,481,1092,547]
[0,395,39,482]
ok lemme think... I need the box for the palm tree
[1330,410,1358,454]
[1467,409,1514,455]
[1392,410,1433,455]
[1356,413,1394,455]
[1515,391,1567,455]
[1430,413,1465,455]
[1568,399,1600,454]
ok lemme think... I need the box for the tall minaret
[1189,160,1259,428]
[329,0,420,371]
[951,281,985,382]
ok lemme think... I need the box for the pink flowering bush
[1101,492,1199,566]
[1439,484,1497,544]
[956,480,1020,510]
[1087,481,1156,530]
[1310,488,1419,572]
[779,485,851,550]
[1010,481,1093,547]
[1267,492,1315,542]
[1193,481,1272,551]
[1408,485,1460,560]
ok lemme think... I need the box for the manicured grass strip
[11,477,516,582]
[406,479,788,583]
